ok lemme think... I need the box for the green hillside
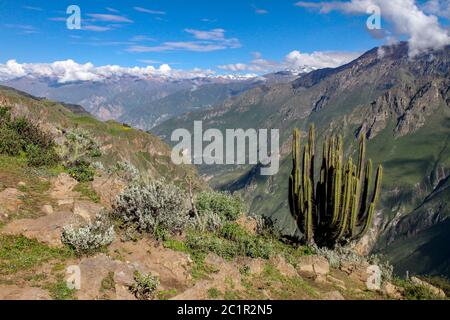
[152,43,450,276]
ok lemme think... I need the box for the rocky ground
[0,163,444,300]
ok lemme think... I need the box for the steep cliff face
[152,42,450,276]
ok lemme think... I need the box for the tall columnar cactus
[288,125,383,248]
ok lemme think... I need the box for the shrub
[186,232,239,260]
[10,117,56,151]
[0,126,22,156]
[59,128,102,164]
[112,180,189,237]
[129,271,160,300]
[0,108,60,167]
[108,161,140,183]
[394,278,444,300]
[67,160,96,182]
[25,144,60,167]
[193,210,224,232]
[220,222,249,241]
[186,228,274,260]
[196,191,244,221]
[312,244,367,268]
[61,212,115,254]
[418,276,450,297]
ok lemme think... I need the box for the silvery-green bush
[58,128,102,164]
[129,271,160,300]
[112,179,189,236]
[195,191,244,221]
[108,161,140,183]
[193,210,224,232]
[61,212,115,254]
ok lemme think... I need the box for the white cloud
[133,7,166,15]
[82,25,112,32]
[0,60,215,83]
[284,50,360,69]
[23,6,43,11]
[184,28,226,40]
[130,35,156,42]
[127,28,240,53]
[295,0,450,56]
[218,51,360,73]
[422,0,450,19]
[105,7,119,13]
[4,24,39,35]
[87,13,133,23]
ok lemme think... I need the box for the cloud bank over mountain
[0,59,217,83]
[0,50,361,84]
[295,0,450,56]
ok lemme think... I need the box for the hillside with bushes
[0,86,448,300]
[152,43,450,277]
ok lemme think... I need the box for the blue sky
[0,0,449,78]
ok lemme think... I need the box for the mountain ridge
[152,42,450,277]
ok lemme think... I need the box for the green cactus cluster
[289,124,383,248]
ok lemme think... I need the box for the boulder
[411,277,446,298]
[323,290,345,300]
[41,204,54,215]
[75,254,137,300]
[1,211,84,246]
[340,260,371,283]
[326,275,347,290]
[296,255,330,276]
[0,188,24,213]
[382,282,403,299]
[92,176,126,206]
[0,285,50,300]
[73,200,104,222]
[235,215,258,235]
[50,173,78,200]
[246,258,265,275]
[269,255,297,277]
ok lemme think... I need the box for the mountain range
[152,42,450,277]
[1,71,300,130]
[2,41,449,278]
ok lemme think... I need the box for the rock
[73,201,104,222]
[0,188,24,212]
[296,255,330,276]
[269,255,297,277]
[41,204,54,215]
[327,275,347,290]
[246,258,265,275]
[235,215,258,235]
[50,173,78,200]
[75,254,137,300]
[340,260,371,283]
[411,277,446,298]
[366,265,382,291]
[92,176,126,206]
[17,181,26,187]
[172,252,243,300]
[323,290,345,300]
[0,285,50,300]
[1,211,84,246]
[205,253,225,268]
[314,274,328,284]
[382,282,403,299]
[57,199,74,207]
[109,239,193,291]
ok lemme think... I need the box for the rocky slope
[0,84,446,300]
[0,169,407,301]
[152,42,450,277]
